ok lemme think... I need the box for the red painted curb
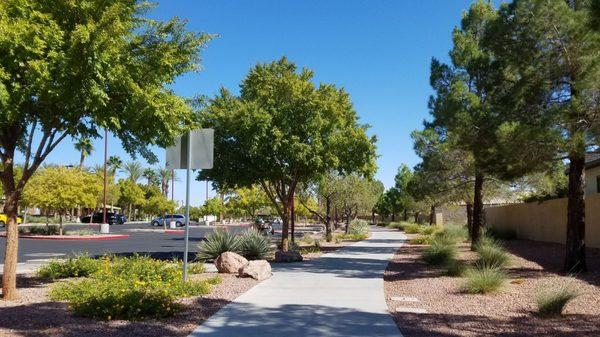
[0,233,129,241]
[164,230,185,234]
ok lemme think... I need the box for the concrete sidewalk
[189,226,406,337]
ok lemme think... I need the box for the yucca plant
[462,266,507,294]
[240,229,272,260]
[536,283,579,317]
[198,229,241,260]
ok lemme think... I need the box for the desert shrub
[486,226,517,240]
[474,241,510,269]
[348,219,370,236]
[198,229,241,260]
[300,246,321,254]
[20,225,60,235]
[419,225,441,236]
[240,229,272,260]
[410,235,432,245]
[299,234,315,245]
[422,238,457,265]
[50,255,218,320]
[536,283,579,317]
[67,229,95,236]
[37,254,101,279]
[444,260,466,276]
[187,262,205,274]
[461,266,507,294]
[404,223,422,234]
[387,221,411,230]
[437,224,468,243]
[336,233,369,241]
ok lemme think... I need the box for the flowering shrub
[38,254,101,279]
[50,255,220,320]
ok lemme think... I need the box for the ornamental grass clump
[240,229,272,260]
[536,282,580,317]
[348,219,370,236]
[50,255,219,320]
[437,224,468,243]
[37,254,101,279]
[422,237,457,266]
[198,229,241,260]
[461,266,507,294]
[404,223,422,234]
[474,241,510,269]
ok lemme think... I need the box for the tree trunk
[59,213,63,236]
[471,174,485,250]
[325,196,332,242]
[414,211,420,224]
[466,202,473,238]
[2,193,20,300]
[290,191,295,244]
[429,205,435,226]
[391,213,395,221]
[564,153,587,273]
[403,209,408,221]
[344,212,350,234]
[371,211,376,226]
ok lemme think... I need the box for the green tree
[107,156,123,177]
[74,138,94,169]
[143,168,160,186]
[332,175,382,233]
[117,180,146,220]
[228,186,271,219]
[488,0,600,272]
[0,0,210,298]
[198,58,376,251]
[201,197,224,218]
[297,172,342,241]
[144,194,176,228]
[427,1,555,247]
[22,167,101,234]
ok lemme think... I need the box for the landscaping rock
[274,250,303,263]
[239,260,272,281]
[214,252,248,274]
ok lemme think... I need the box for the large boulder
[239,260,272,281]
[274,250,303,263]
[214,252,248,274]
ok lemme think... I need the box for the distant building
[585,153,600,195]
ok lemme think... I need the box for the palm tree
[121,161,143,183]
[74,138,94,169]
[158,168,174,197]
[107,155,122,176]
[143,168,159,186]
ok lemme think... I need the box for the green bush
[437,224,468,243]
[19,225,60,235]
[198,229,241,260]
[300,246,320,254]
[419,225,441,236]
[486,226,517,240]
[536,284,579,317]
[50,255,219,320]
[474,241,510,269]
[67,229,95,236]
[348,219,370,236]
[336,233,369,241]
[187,262,206,274]
[422,238,457,265]
[240,229,272,260]
[461,266,507,294]
[404,223,422,234]
[387,221,411,230]
[410,235,432,245]
[444,260,466,276]
[38,254,101,279]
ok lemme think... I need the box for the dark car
[80,212,126,225]
[151,214,187,227]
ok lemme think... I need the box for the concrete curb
[1,233,130,240]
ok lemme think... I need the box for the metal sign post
[166,129,214,282]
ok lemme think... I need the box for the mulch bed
[385,234,600,337]
[0,272,258,337]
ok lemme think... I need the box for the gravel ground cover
[385,234,600,337]
[0,272,258,337]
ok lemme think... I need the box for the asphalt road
[0,222,251,263]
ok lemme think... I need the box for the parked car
[80,212,126,225]
[151,214,187,227]
[0,214,23,227]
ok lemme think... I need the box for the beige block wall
[585,166,600,195]
[484,194,600,248]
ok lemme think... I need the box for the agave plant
[198,229,241,260]
[240,229,272,260]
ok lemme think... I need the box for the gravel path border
[384,233,600,337]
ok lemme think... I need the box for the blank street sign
[166,129,214,170]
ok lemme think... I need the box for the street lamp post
[102,128,108,225]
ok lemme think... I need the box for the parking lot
[0,222,252,264]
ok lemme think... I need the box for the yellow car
[0,214,23,227]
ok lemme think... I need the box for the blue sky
[38,0,478,207]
